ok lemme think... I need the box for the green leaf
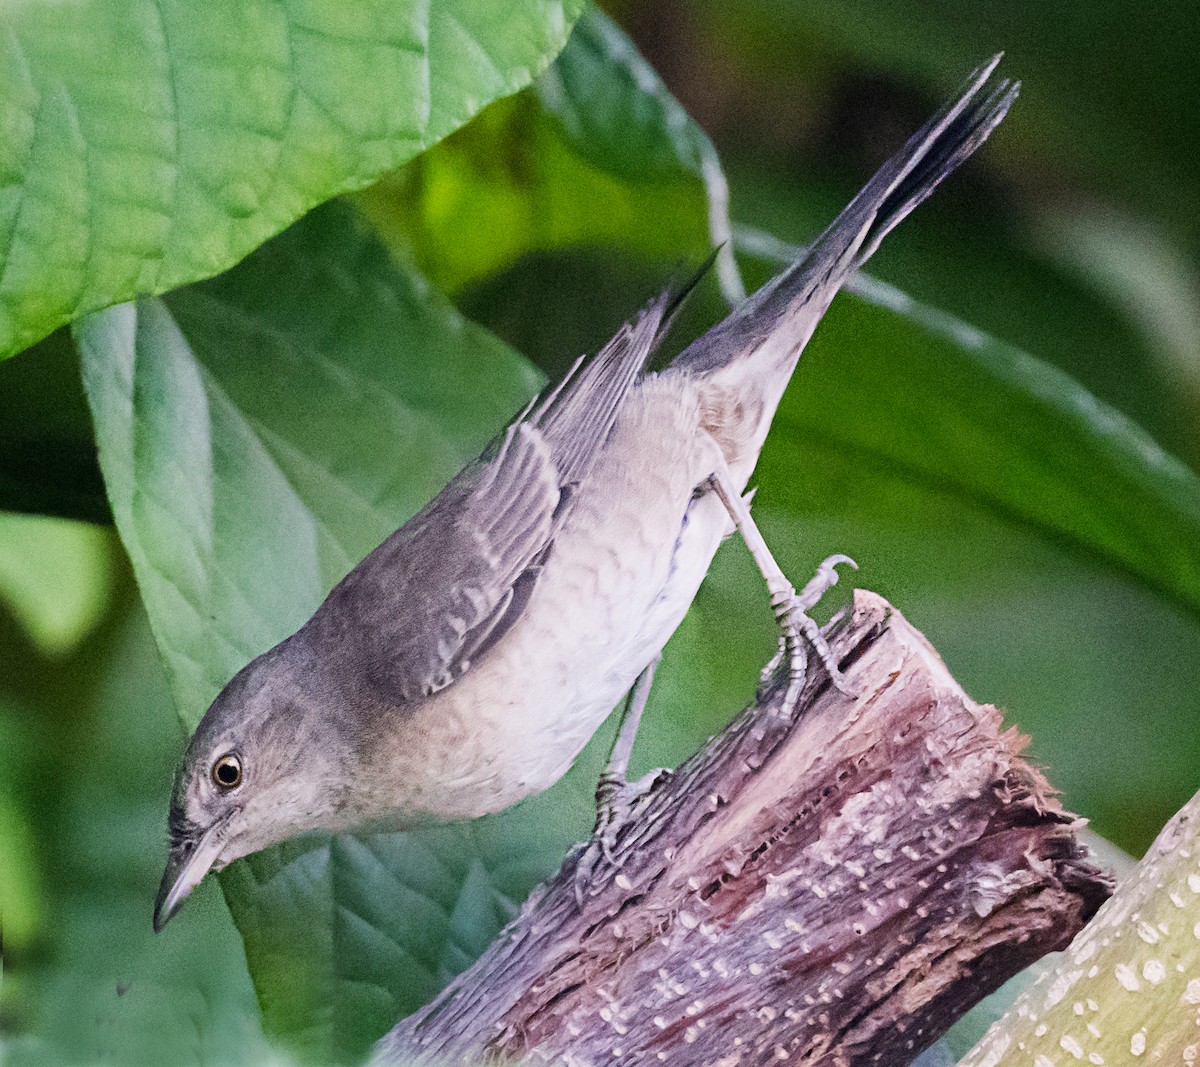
[76,202,564,1060]
[77,203,541,721]
[739,227,1200,626]
[354,8,742,306]
[0,0,585,361]
[726,166,1199,467]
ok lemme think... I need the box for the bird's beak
[153,814,232,932]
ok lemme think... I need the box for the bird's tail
[670,55,1017,474]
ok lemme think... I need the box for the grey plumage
[154,58,1016,931]
[304,283,701,709]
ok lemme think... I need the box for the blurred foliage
[0,552,273,1066]
[618,0,1200,464]
[0,328,109,522]
[0,511,115,656]
[2,0,1199,1064]
[354,10,731,303]
[786,1,1199,242]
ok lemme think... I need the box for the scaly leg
[595,655,658,821]
[574,657,661,904]
[705,461,855,707]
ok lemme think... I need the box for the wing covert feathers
[307,268,709,708]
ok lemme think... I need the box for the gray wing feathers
[311,294,678,708]
[313,422,561,704]
[529,290,673,485]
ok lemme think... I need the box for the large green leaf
[0,0,585,361]
[726,167,1199,467]
[738,229,1200,622]
[355,8,743,309]
[77,203,541,720]
[76,203,563,1061]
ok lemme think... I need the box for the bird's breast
[375,375,737,820]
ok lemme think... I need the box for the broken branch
[375,592,1111,1066]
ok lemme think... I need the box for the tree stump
[375,591,1112,1066]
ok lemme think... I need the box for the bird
[154,57,1017,931]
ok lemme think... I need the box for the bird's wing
[309,287,689,706]
[318,422,564,703]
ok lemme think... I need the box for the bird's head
[153,638,351,930]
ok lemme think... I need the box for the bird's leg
[574,657,661,904]
[594,655,659,851]
[705,463,856,708]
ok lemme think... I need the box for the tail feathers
[850,55,1018,266]
[672,56,1017,379]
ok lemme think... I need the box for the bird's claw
[757,554,858,706]
[572,770,660,907]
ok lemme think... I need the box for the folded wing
[308,289,683,706]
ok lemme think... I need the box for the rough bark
[959,787,1200,1065]
[375,591,1112,1067]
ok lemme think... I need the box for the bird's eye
[211,753,243,790]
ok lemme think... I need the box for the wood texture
[375,591,1112,1066]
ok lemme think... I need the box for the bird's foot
[572,768,662,906]
[758,554,857,707]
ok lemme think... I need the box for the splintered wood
[375,592,1112,1067]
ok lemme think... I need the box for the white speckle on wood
[1115,963,1141,991]
[1044,972,1075,1009]
[1060,1033,1084,1058]
[973,1033,1011,1067]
